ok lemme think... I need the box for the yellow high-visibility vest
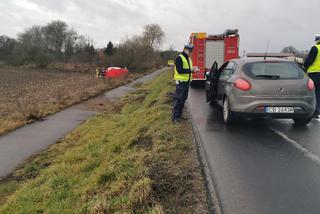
[174,54,193,82]
[308,44,320,73]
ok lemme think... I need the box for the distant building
[286,56,304,64]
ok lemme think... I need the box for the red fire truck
[189,29,240,82]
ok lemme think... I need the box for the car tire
[206,91,216,105]
[205,90,211,103]
[293,118,312,125]
[223,98,234,124]
[191,81,205,88]
[209,100,218,107]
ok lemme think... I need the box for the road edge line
[186,102,222,214]
[270,128,320,164]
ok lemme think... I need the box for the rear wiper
[255,75,280,79]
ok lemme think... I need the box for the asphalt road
[0,68,165,179]
[188,86,320,214]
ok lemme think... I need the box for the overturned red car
[105,67,128,78]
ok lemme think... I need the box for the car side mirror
[205,71,211,79]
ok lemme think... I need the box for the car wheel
[293,118,312,125]
[223,98,234,124]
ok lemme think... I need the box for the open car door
[205,61,218,102]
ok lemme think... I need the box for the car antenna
[264,40,270,60]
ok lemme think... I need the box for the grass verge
[0,70,208,213]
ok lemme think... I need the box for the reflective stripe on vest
[174,54,193,82]
[308,44,320,73]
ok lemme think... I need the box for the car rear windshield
[242,61,305,80]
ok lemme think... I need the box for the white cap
[184,44,194,50]
[315,34,320,41]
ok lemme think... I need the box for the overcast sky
[0,0,319,54]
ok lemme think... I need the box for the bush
[105,24,165,72]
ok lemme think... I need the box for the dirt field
[0,67,142,135]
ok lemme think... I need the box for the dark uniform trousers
[309,72,320,114]
[172,81,189,120]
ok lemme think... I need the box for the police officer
[172,44,198,123]
[305,35,320,119]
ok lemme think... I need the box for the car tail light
[234,78,251,91]
[307,79,315,91]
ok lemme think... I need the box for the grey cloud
[1,0,319,53]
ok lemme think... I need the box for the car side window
[220,62,236,78]
[218,62,229,73]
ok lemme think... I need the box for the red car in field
[105,67,128,78]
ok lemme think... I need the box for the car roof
[231,57,293,65]
[108,67,122,69]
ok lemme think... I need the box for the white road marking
[270,128,320,164]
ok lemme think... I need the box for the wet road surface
[0,68,165,179]
[188,86,320,214]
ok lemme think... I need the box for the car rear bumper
[233,112,313,119]
[229,94,316,118]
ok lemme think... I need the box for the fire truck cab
[189,30,240,82]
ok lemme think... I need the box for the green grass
[0,71,208,213]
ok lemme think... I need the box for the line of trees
[0,20,95,68]
[0,21,172,71]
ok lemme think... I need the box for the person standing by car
[172,44,197,123]
[305,35,320,118]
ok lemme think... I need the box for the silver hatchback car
[205,58,316,125]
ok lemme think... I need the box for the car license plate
[265,107,294,113]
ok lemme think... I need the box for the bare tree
[44,20,68,55]
[282,46,298,55]
[17,26,50,68]
[64,29,78,58]
[142,24,165,48]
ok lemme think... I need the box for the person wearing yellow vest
[305,34,320,118]
[172,44,198,123]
